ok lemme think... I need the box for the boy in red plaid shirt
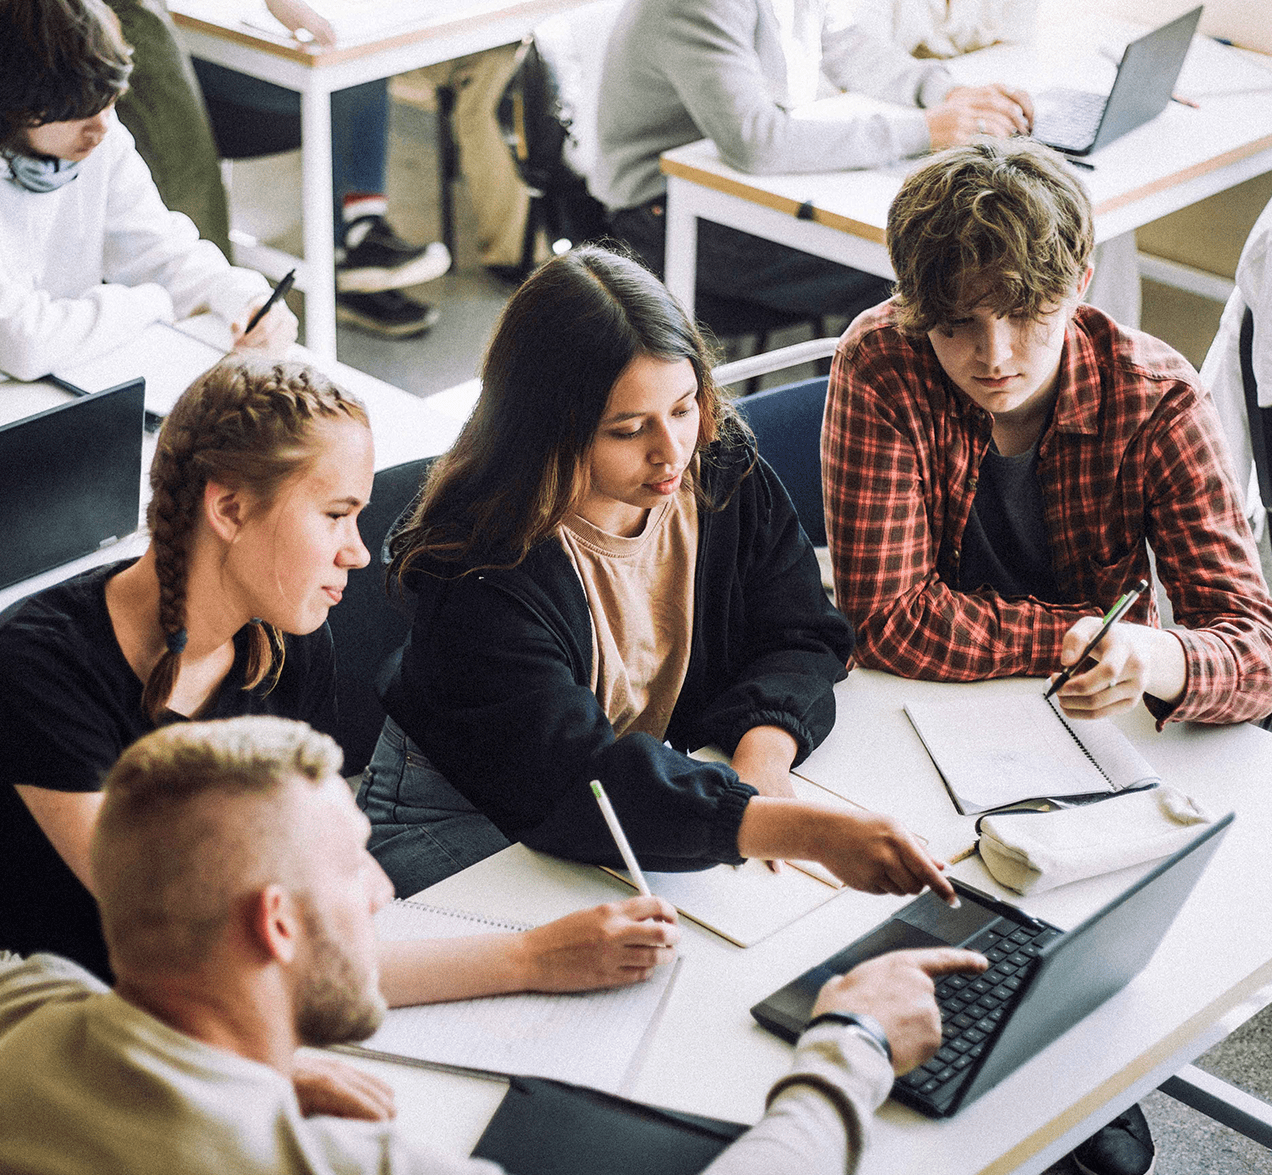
[822,139,1272,730]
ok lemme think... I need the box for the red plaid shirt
[822,301,1272,725]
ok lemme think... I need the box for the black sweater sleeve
[671,454,854,765]
[385,563,754,872]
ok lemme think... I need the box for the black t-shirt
[959,439,1061,603]
[0,561,338,980]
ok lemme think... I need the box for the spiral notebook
[343,899,680,1094]
[903,694,1160,816]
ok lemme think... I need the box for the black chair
[1240,306,1272,532]
[735,375,830,547]
[327,455,435,779]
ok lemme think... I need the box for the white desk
[660,15,1272,316]
[169,0,590,359]
[0,337,469,616]
[347,669,1272,1175]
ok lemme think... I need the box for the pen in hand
[590,780,652,896]
[1044,577,1150,700]
[243,268,296,337]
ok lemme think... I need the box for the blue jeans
[357,717,511,896]
[191,60,389,242]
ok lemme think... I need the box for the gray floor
[288,90,1272,1174]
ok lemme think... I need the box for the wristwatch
[804,1010,893,1063]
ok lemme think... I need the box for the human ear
[250,884,301,965]
[1075,264,1095,301]
[203,480,250,544]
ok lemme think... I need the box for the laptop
[751,812,1233,1118]
[0,378,145,590]
[1032,7,1203,157]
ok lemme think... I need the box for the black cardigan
[379,443,854,871]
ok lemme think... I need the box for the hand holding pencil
[1048,578,1187,720]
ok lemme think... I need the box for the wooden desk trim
[171,0,580,70]
[660,154,887,243]
[984,959,1272,1175]
[1093,131,1272,219]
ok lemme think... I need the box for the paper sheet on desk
[52,321,224,418]
[347,900,680,1095]
[229,0,519,47]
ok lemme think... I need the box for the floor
[257,89,1272,1174]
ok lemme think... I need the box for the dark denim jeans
[357,717,510,897]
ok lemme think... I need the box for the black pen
[243,268,296,336]
[1044,578,1149,699]
[1065,157,1096,171]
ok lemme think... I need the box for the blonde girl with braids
[0,357,678,1070]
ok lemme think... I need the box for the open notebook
[904,694,1160,816]
[341,899,680,1095]
[601,775,851,947]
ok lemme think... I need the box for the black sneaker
[335,290,440,339]
[337,216,451,292]
[1072,1103,1156,1175]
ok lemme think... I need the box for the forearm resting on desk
[376,896,679,1006]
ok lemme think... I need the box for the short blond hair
[887,139,1093,335]
[91,717,343,971]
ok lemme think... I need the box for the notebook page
[355,900,680,1093]
[602,857,842,947]
[904,694,1113,814]
[52,321,223,416]
[1056,709,1160,792]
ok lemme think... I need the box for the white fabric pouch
[977,786,1213,896]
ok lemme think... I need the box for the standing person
[822,138,1272,1175]
[360,245,955,907]
[593,0,1033,323]
[0,713,989,1175]
[0,359,676,1010]
[0,0,296,382]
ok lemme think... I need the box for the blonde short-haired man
[0,716,984,1175]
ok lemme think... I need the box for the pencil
[590,780,652,896]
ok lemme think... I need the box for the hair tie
[249,617,263,626]
[165,628,188,656]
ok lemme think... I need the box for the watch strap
[804,1010,893,1062]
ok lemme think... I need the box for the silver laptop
[1033,7,1203,156]
[0,378,145,590]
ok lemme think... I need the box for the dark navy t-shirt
[0,561,338,980]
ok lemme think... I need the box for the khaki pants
[414,46,530,269]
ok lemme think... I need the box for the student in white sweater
[0,0,296,383]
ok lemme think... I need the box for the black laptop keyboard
[898,920,1063,1101]
[1035,88,1108,152]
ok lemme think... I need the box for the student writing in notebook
[0,0,296,382]
[360,245,954,905]
[0,360,678,1116]
[822,139,1272,729]
[0,715,988,1174]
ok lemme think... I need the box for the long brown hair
[142,359,368,722]
[390,246,749,580]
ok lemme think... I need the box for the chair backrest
[1241,306,1272,515]
[497,0,623,245]
[735,376,830,547]
[327,455,435,778]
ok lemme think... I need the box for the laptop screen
[0,379,145,590]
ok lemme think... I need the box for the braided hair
[141,358,369,722]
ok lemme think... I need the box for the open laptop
[0,378,145,590]
[751,813,1233,1118]
[1032,6,1203,157]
